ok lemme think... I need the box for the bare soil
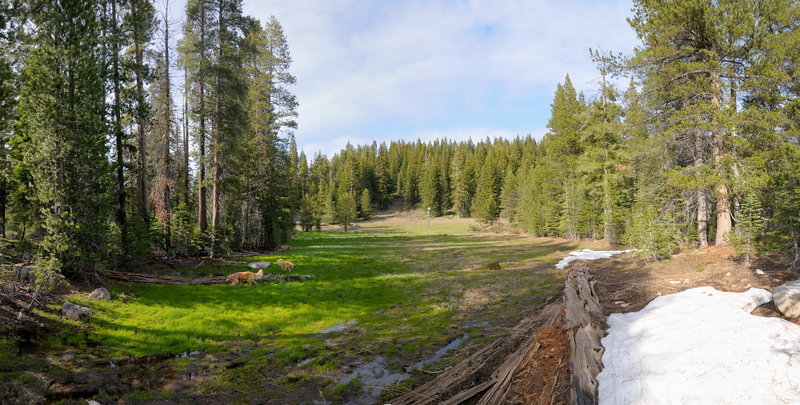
[589,246,799,323]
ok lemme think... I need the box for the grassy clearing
[34,212,592,402]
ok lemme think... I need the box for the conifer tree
[472,153,501,223]
[420,157,444,216]
[19,0,112,281]
[359,188,372,219]
[500,169,518,222]
[335,191,357,232]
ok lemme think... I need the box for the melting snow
[598,287,800,404]
[554,249,633,269]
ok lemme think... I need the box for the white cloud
[241,0,639,152]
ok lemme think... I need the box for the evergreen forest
[1,0,800,287]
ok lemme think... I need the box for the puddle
[462,321,491,330]
[324,334,469,404]
[294,357,316,367]
[335,356,410,405]
[409,333,468,371]
[322,320,358,333]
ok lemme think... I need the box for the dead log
[102,270,313,285]
[390,301,561,405]
[564,263,605,405]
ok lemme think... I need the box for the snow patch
[598,287,800,405]
[554,249,633,269]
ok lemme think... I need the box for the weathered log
[102,270,313,285]
[391,301,561,405]
[564,263,605,405]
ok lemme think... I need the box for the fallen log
[390,301,561,405]
[391,262,607,405]
[102,270,313,285]
[564,263,605,405]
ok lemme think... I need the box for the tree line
[299,0,800,269]
[0,0,298,285]
[1,0,799,285]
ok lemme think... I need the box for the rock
[87,401,102,405]
[755,268,765,275]
[247,261,270,269]
[62,302,92,320]
[88,287,111,300]
[774,280,800,318]
[279,244,291,250]
[13,263,36,283]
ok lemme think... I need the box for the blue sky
[171,0,641,156]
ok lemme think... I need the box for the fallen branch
[102,270,313,285]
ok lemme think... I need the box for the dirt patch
[505,316,571,404]
[588,247,798,321]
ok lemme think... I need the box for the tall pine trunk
[711,68,732,246]
[183,66,190,206]
[163,11,172,252]
[695,130,708,247]
[111,0,128,255]
[197,1,208,234]
[135,40,148,221]
[210,0,223,257]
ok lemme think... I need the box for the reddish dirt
[505,311,571,405]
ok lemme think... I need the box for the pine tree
[420,157,444,216]
[500,169,518,222]
[124,0,156,226]
[18,0,112,282]
[181,0,212,235]
[451,148,475,217]
[472,153,501,223]
[150,5,176,253]
[335,191,357,232]
[730,192,765,264]
[359,188,372,219]
[242,16,297,249]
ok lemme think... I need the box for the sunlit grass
[56,214,584,375]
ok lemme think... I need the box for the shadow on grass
[77,231,580,358]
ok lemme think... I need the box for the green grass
[41,215,585,401]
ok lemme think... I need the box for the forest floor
[0,210,604,404]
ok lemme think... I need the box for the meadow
[9,211,595,403]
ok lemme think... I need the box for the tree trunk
[711,69,732,246]
[197,2,208,234]
[135,40,148,221]
[111,0,128,255]
[695,128,709,247]
[161,6,172,252]
[183,65,190,207]
[210,0,223,257]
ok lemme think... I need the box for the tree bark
[210,0,223,257]
[111,0,128,254]
[197,0,208,234]
[183,65,190,206]
[160,5,172,252]
[135,40,148,221]
[711,69,732,246]
[694,130,708,247]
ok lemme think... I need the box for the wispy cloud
[240,0,638,154]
